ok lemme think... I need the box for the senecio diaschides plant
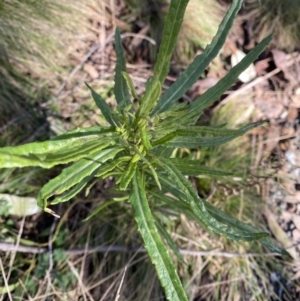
[0,0,290,300]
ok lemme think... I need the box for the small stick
[0,242,289,258]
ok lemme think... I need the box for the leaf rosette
[0,0,290,300]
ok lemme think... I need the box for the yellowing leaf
[0,193,41,216]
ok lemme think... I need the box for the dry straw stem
[0,0,101,82]
[0,242,282,257]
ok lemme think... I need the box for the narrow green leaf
[86,83,120,126]
[152,0,243,115]
[166,135,242,148]
[152,175,281,251]
[37,147,123,209]
[0,127,115,168]
[152,186,288,255]
[122,140,161,189]
[259,238,291,257]
[50,172,96,205]
[179,123,262,136]
[138,78,161,118]
[118,160,138,191]
[150,190,190,215]
[155,218,186,264]
[95,156,131,178]
[186,35,273,123]
[71,157,128,198]
[204,201,290,257]
[155,158,269,241]
[164,122,261,148]
[122,71,140,101]
[151,186,289,256]
[156,102,188,120]
[137,0,189,119]
[151,173,188,203]
[140,128,153,150]
[153,0,189,85]
[114,28,131,109]
[203,201,290,256]
[152,131,178,147]
[170,159,232,176]
[129,171,188,301]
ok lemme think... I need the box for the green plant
[0,0,290,300]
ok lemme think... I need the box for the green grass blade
[0,127,114,168]
[186,35,272,123]
[37,146,123,209]
[114,28,131,109]
[129,171,189,301]
[152,0,243,116]
[86,83,120,126]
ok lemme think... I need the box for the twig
[0,258,13,301]
[218,67,281,107]
[0,117,19,133]
[67,260,94,301]
[45,214,59,301]
[114,266,127,301]
[55,44,100,96]
[1,216,26,301]
[18,279,34,301]
[121,33,156,45]
[0,242,288,258]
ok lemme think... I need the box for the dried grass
[245,0,300,51]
